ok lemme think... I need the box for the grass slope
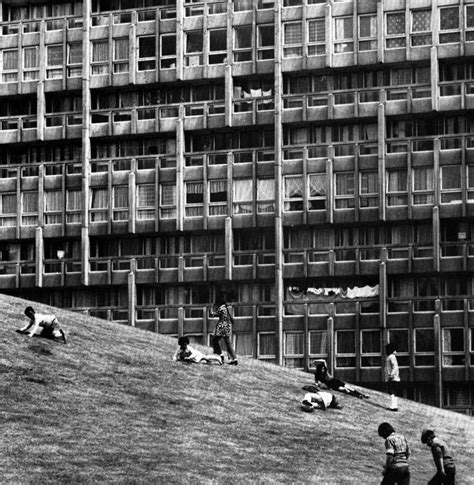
[1,293,473,484]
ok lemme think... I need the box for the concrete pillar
[128,259,136,327]
[274,0,284,367]
[81,0,92,286]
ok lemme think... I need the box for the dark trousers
[428,468,456,485]
[212,334,236,360]
[381,467,410,485]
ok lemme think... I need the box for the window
[467,5,474,42]
[411,9,431,47]
[23,47,39,81]
[387,169,408,206]
[113,186,129,221]
[21,191,38,226]
[66,190,81,223]
[414,328,434,366]
[306,19,325,56]
[113,38,129,73]
[284,175,303,211]
[359,15,377,51]
[258,25,274,60]
[285,332,304,368]
[138,36,156,71]
[440,165,462,204]
[386,12,406,49]
[185,182,203,217]
[160,34,176,69]
[233,179,253,215]
[137,184,155,220]
[443,328,465,366]
[0,193,16,227]
[335,172,355,209]
[360,171,378,208]
[308,173,326,211]
[234,26,252,62]
[234,0,252,11]
[67,43,82,77]
[336,330,356,367]
[45,191,62,225]
[467,165,474,202]
[234,333,253,356]
[257,178,275,213]
[46,45,63,79]
[92,40,109,75]
[413,167,434,205]
[258,332,276,360]
[309,330,328,358]
[209,180,227,216]
[284,23,303,58]
[160,184,176,219]
[439,7,460,44]
[90,188,108,222]
[2,50,18,82]
[186,31,203,67]
[209,29,226,64]
[388,329,410,367]
[361,330,381,367]
[334,17,353,53]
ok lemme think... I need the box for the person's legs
[381,469,397,485]
[212,335,225,363]
[428,473,443,485]
[444,467,455,485]
[222,335,237,362]
[398,467,410,485]
[205,354,223,365]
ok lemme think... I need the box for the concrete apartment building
[0,0,473,414]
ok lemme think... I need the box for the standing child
[377,422,410,485]
[421,429,456,485]
[385,343,400,411]
[208,294,238,365]
[18,306,67,344]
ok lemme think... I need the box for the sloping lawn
[1,293,473,484]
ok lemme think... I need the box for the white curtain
[233,179,253,214]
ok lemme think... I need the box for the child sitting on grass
[172,336,223,365]
[17,306,67,344]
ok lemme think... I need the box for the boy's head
[24,306,35,319]
[178,336,190,348]
[313,359,328,377]
[378,422,395,439]
[385,343,396,355]
[421,429,435,446]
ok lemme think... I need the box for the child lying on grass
[313,359,369,399]
[17,306,67,344]
[301,390,343,412]
[172,336,223,365]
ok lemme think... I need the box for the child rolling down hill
[173,336,223,365]
[301,390,343,412]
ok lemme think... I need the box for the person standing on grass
[421,429,456,485]
[18,306,67,344]
[208,293,238,365]
[377,422,410,485]
[385,343,400,411]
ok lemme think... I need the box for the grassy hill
[1,293,473,484]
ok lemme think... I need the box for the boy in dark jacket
[421,429,456,485]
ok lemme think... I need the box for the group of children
[378,423,456,485]
[16,304,458,484]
